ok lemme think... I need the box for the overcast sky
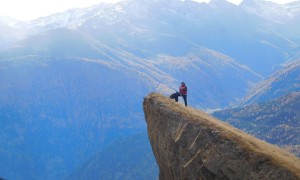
[0,0,297,21]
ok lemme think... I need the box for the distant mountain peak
[209,0,233,5]
[240,0,273,6]
[208,0,238,12]
[240,0,295,23]
[287,0,300,5]
[209,0,236,7]
[0,16,22,27]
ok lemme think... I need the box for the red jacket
[180,85,187,95]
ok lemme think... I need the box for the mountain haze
[242,59,300,105]
[1,0,300,179]
[213,92,300,156]
[68,133,158,180]
[214,59,300,156]
[2,0,300,74]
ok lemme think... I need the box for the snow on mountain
[1,0,300,30]
[240,0,300,23]
[0,16,23,27]
[209,0,237,11]
[0,17,30,50]
[1,0,300,179]
[26,4,112,30]
[30,8,88,29]
[285,0,300,17]
[0,0,299,76]
[18,0,207,31]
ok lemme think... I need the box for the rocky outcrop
[143,93,300,180]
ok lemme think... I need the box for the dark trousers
[181,95,187,106]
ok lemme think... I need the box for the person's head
[181,82,185,86]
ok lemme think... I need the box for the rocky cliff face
[143,93,300,180]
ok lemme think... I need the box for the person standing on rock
[169,82,188,106]
[179,82,187,106]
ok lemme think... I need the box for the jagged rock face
[143,93,300,180]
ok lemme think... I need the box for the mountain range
[213,91,300,156]
[1,0,300,75]
[67,133,158,180]
[213,59,300,157]
[1,0,300,179]
[73,58,300,178]
[241,59,300,105]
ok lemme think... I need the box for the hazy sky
[0,0,297,21]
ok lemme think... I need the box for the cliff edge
[143,93,300,180]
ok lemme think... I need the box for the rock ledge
[143,93,300,180]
